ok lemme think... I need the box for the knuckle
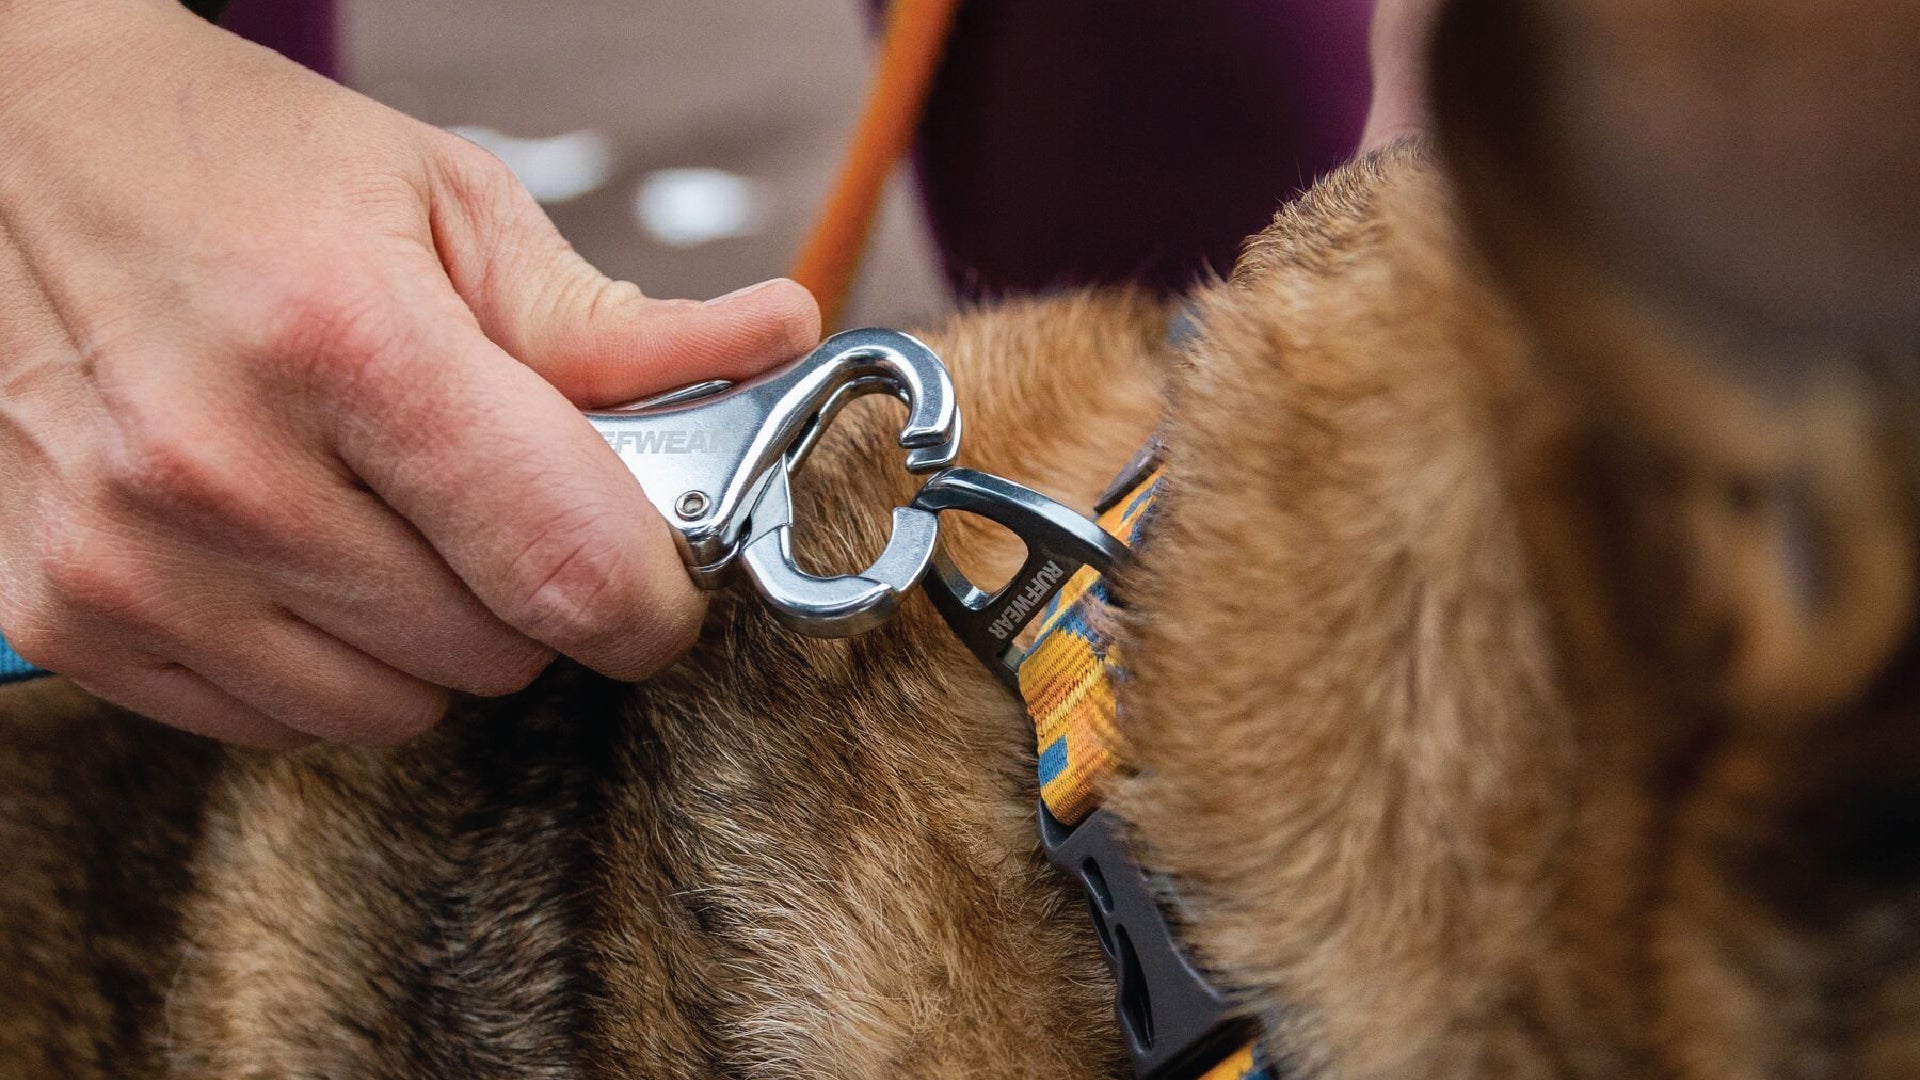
[534,275,636,377]
[439,134,528,210]
[433,133,557,270]
[106,421,268,527]
[270,273,423,395]
[499,520,633,647]
[582,277,645,332]
[36,521,159,633]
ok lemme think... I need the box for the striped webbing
[1015,469,1268,1080]
[1018,470,1161,825]
[1199,1044,1278,1080]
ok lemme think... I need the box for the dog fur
[4,0,1920,1076]
[1119,2,1920,1075]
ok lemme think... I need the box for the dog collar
[914,454,1272,1080]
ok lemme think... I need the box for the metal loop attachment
[586,328,961,637]
[909,467,1129,688]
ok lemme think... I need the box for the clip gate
[586,328,960,637]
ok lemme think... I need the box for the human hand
[0,0,820,746]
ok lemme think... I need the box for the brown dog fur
[5,0,1920,1076]
[1120,2,1920,1075]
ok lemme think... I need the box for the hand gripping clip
[585,328,961,638]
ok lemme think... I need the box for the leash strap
[790,0,963,328]
[0,633,48,686]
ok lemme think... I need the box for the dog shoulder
[1116,146,1578,1077]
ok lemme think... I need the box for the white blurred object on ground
[634,168,769,249]
[354,0,949,323]
[447,126,616,205]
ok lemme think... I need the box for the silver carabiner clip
[585,328,961,637]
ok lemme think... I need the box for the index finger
[318,295,705,682]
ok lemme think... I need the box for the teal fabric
[0,633,48,684]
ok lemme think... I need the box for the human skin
[1359,0,1442,152]
[0,0,821,747]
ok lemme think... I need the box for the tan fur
[6,1,1920,1076]
[1117,150,1585,1078]
[1118,1,1920,1073]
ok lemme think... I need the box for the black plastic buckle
[1041,802,1254,1079]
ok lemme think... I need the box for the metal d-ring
[910,467,1129,689]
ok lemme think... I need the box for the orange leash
[790,0,962,328]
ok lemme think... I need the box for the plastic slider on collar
[1041,802,1257,1079]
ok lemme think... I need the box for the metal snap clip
[586,328,960,637]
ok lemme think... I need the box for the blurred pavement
[346,0,952,329]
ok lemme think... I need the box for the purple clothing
[219,0,340,81]
[218,0,1373,298]
[905,0,1373,297]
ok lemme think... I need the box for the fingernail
[703,278,789,306]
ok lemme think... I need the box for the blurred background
[223,0,1375,332]
[347,0,951,328]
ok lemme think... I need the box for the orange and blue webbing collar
[1021,465,1272,1080]
[1017,466,1161,825]
[913,455,1271,1080]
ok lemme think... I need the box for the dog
[5,0,1920,1075]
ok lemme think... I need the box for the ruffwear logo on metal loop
[988,560,1066,641]
[600,429,724,455]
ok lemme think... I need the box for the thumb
[428,138,822,406]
